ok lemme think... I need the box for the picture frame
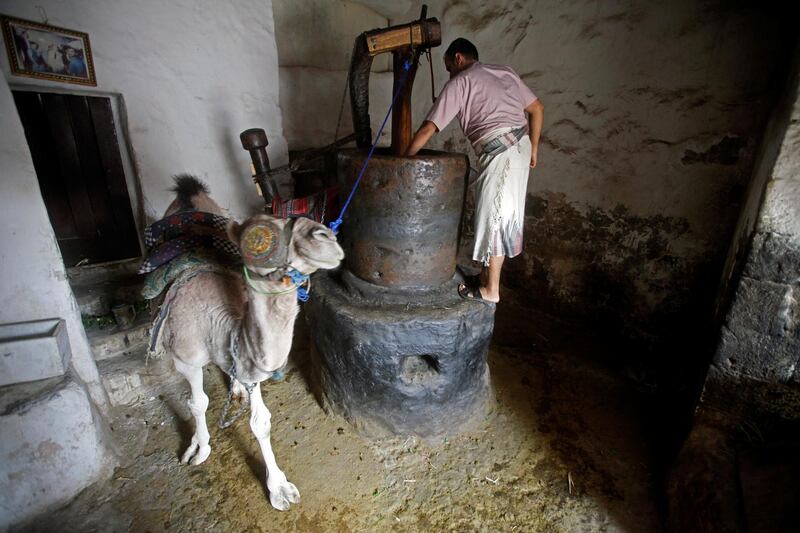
[1,15,96,86]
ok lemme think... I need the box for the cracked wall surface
[390,0,795,346]
[281,1,794,351]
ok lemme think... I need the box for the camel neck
[235,284,299,380]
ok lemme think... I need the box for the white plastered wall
[0,0,289,402]
[0,74,109,412]
[0,0,289,221]
[0,2,289,521]
[273,0,395,150]
[0,72,117,527]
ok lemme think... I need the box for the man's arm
[525,99,544,168]
[404,121,439,156]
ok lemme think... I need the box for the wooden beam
[365,18,441,57]
[391,47,422,155]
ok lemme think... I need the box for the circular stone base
[306,271,496,438]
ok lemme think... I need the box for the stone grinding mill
[306,10,496,438]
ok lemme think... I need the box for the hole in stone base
[399,354,440,386]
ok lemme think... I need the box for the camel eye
[311,227,332,240]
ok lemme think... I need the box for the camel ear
[226,220,243,244]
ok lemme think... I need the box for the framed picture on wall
[1,15,96,86]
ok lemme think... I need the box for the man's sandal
[458,283,496,306]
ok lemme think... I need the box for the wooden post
[391,47,420,156]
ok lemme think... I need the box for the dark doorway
[13,91,140,266]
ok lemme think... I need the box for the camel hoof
[269,481,300,511]
[181,439,211,465]
[191,445,211,465]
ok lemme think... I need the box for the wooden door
[13,91,141,265]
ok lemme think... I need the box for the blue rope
[329,59,413,234]
[287,269,311,302]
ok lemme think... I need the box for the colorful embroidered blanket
[138,211,240,275]
[141,251,238,300]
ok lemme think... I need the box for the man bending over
[405,38,544,304]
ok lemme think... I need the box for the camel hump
[171,174,210,211]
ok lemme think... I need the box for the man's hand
[530,145,538,168]
[405,121,439,156]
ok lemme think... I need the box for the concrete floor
[20,302,663,532]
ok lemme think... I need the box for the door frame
[10,83,145,259]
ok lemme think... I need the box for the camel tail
[171,174,210,211]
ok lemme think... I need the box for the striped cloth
[472,125,528,157]
[270,186,338,223]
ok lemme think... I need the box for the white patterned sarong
[472,130,532,265]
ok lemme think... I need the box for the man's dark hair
[445,38,479,61]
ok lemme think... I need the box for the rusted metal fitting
[240,128,279,203]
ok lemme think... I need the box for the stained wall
[369,1,794,351]
[705,46,800,425]
[667,47,800,532]
[271,0,795,348]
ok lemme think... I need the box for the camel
[153,176,343,511]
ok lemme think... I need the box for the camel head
[285,216,344,274]
[227,214,343,277]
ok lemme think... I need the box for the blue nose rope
[287,269,311,302]
[328,59,413,234]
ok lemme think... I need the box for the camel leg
[174,359,212,465]
[249,382,300,510]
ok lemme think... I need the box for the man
[405,38,544,304]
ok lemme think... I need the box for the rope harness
[218,358,257,429]
[242,265,311,301]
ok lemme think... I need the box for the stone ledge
[89,316,151,362]
[98,348,181,407]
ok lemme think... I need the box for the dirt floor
[20,302,664,532]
